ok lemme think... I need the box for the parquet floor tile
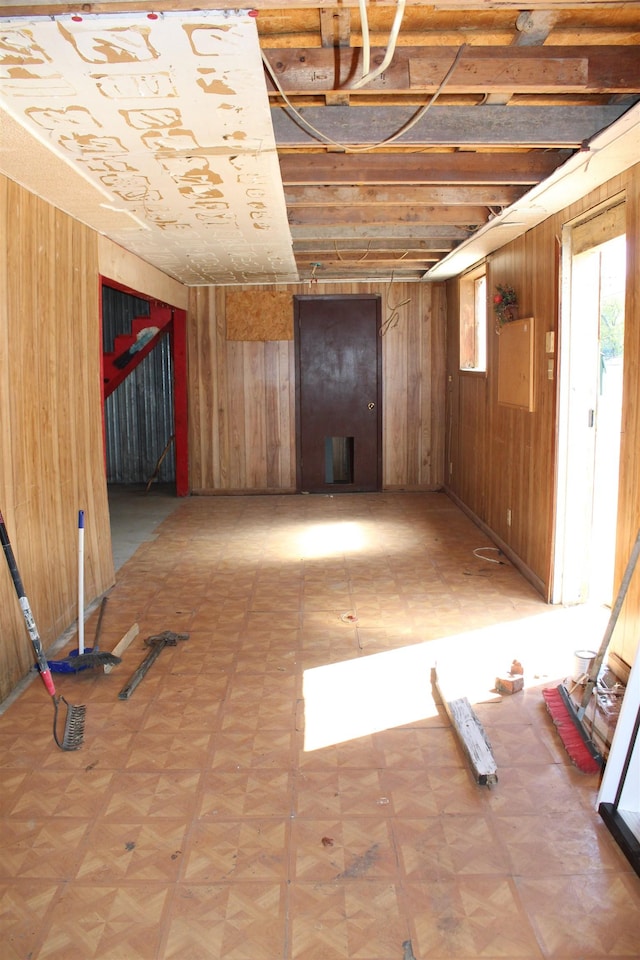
[162,882,286,960]
[183,819,289,882]
[76,820,188,882]
[406,877,544,958]
[37,884,169,960]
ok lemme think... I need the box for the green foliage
[600,295,624,360]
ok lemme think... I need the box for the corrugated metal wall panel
[102,286,175,485]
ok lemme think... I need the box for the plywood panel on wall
[0,176,114,701]
[497,318,535,411]
[226,290,293,340]
[188,281,446,494]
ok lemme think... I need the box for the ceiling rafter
[0,1,638,283]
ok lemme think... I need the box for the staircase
[103,303,173,399]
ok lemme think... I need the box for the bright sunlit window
[460,267,487,372]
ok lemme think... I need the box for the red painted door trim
[171,307,189,497]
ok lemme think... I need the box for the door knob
[368,402,375,410]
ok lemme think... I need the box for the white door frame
[552,203,625,605]
[552,228,600,603]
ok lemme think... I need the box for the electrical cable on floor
[473,546,507,564]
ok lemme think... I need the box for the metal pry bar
[117,630,189,700]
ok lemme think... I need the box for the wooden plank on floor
[104,623,139,674]
[434,667,498,786]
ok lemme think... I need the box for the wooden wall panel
[0,176,114,701]
[97,235,188,309]
[446,162,640,668]
[188,281,446,494]
[614,168,640,670]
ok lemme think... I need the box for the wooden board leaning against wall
[187,281,447,495]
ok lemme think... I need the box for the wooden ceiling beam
[285,184,526,206]
[514,10,558,46]
[294,240,457,255]
[295,254,440,266]
[288,204,489,226]
[280,151,571,185]
[263,46,640,95]
[319,7,350,47]
[290,223,473,241]
[272,104,628,148]
[2,1,633,13]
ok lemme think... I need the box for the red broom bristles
[542,686,602,775]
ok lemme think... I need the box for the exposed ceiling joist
[271,105,629,147]
[278,152,573,185]
[1,1,635,11]
[0,1,638,284]
[289,203,490,225]
[284,185,526,205]
[263,46,640,96]
[290,223,473,240]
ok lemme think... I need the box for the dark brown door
[295,295,381,493]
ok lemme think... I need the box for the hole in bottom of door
[325,437,354,484]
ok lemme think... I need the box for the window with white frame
[459,268,487,372]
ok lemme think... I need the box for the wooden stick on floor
[104,623,139,674]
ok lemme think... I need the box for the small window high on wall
[460,267,487,372]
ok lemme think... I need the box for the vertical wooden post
[171,307,189,497]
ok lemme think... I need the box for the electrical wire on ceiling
[352,0,405,90]
[379,272,412,335]
[357,0,371,83]
[261,43,467,154]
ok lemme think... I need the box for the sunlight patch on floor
[296,521,368,559]
[302,602,610,751]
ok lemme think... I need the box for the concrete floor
[108,483,183,571]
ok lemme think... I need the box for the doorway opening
[553,202,626,606]
[100,281,189,498]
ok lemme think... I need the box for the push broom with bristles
[47,512,120,674]
[0,510,85,751]
[543,526,640,774]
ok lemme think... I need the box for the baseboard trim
[444,488,547,600]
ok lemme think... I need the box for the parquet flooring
[1,492,639,959]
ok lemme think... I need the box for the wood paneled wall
[615,166,640,670]
[0,176,114,701]
[5,154,638,696]
[446,162,640,668]
[187,281,446,494]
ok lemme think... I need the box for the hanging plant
[493,284,518,330]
